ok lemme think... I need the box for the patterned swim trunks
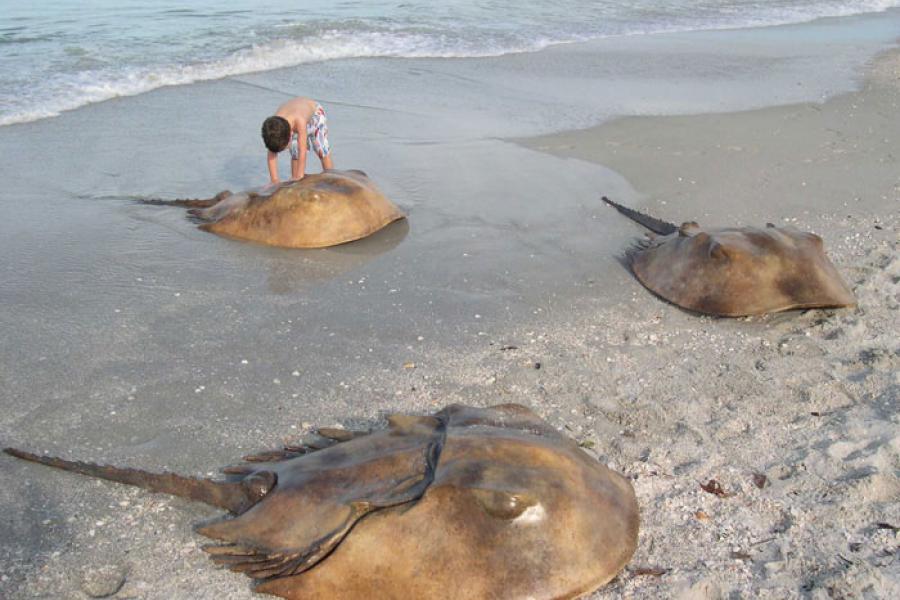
[290,104,330,160]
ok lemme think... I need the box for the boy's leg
[289,134,302,179]
[314,135,332,170]
[289,133,299,160]
[309,105,332,171]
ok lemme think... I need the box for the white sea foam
[0,29,560,127]
[2,0,899,126]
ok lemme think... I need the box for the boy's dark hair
[261,116,291,153]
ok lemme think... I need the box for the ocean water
[2,0,899,126]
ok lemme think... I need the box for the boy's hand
[267,151,280,184]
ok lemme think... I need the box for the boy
[261,97,333,185]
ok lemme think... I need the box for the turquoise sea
[3,0,900,125]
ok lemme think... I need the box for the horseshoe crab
[146,170,405,249]
[4,403,638,599]
[602,196,856,316]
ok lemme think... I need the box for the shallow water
[2,14,899,423]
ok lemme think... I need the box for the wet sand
[1,12,899,600]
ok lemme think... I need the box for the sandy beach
[520,49,900,599]
[1,7,898,600]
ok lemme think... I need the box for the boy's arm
[267,151,280,183]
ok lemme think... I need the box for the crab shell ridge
[630,222,856,316]
[204,404,639,600]
[195,170,405,248]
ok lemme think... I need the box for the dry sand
[514,50,900,599]
[1,36,898,600]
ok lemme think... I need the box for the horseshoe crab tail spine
[136,197,221,208]
[601,196,678,236]
[4,448,254,514]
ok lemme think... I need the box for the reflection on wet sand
[262,218,409,294]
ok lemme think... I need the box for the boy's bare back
[274,97,318,133]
